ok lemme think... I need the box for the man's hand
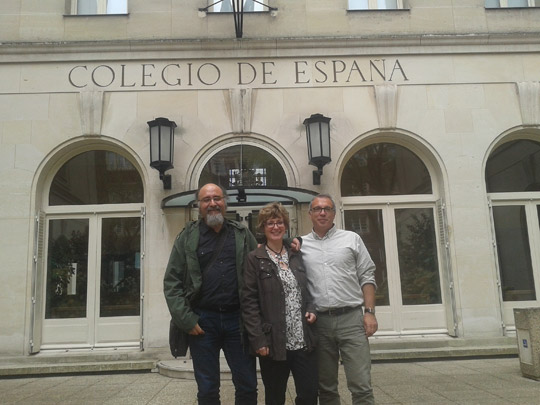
[256,347,269,356]
[189,323,205,335]
[364,313,378,338]
[290,237,301,253]
[305,312,317,324]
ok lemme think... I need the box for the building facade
[1,0,540,357]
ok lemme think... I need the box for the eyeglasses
[199,196,224,204]
[265,221,285,228]
[310,207,335,214]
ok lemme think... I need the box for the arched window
[341,143,432,196]
[486,139,540,304]
[198,144,287,188]
[39,149,144,350]
[49,150,143,205]
[486,139,540,193]
[341,141,447,335]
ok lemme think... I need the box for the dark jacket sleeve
[241,252,269,353]
[163,230,199,333]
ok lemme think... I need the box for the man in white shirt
[301,194,377,405]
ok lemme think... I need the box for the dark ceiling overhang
[161,186,318,209]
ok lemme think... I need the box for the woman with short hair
[241,202,318,405]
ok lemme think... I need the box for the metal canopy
[161,186,318,209]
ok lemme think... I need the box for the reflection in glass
[341,143,432,196]
[493,206,536,301]
[395,208,442,305]
[100,217,141,317]
[199,145,287,188]
[486,140,540,193]
[49,150,143,206]
[46,219,89,319]
[344,210,389,305]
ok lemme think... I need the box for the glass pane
[107,0,127,14]
[100,217,141,317]
[341,143,432,196]
[199,145,287,188]
[378,0,398,9]
[395,208,442,305]
[78,0,97,14]
[508,0,528,6]
[349,0,369,9]
[46,219,89,319]
[49,150,144,205]
[493,206,536,301]
[485,0,501,6]
[486,140,540,193]
[344,210,389,305]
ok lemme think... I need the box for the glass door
[42,214,141,349]
[344,204,447,335]
[491,201,540,328]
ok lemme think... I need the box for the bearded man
[164,183,258,405]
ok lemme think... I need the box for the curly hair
[257,202,290,234]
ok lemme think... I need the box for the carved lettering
[294,61,310,84]
[121,64,136,87]
[389,59,409,81]
[261,62,277,85]
[198,63,221,85]
[161,64,181,87]
[92,65,115,88]
[314,61,328,84]
[68,65,88,88]
[66,59,408,89]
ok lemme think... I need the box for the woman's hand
[256,346,270,356]
[305,312,317,324]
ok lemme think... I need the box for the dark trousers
[259,349,318,405]
[189,309,257,405]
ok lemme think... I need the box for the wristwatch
[364,307,376,315]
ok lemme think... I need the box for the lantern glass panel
[308,122,322,159]
[159,126,172,163]
[150,126,160,164]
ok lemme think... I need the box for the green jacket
[163,219,258,333]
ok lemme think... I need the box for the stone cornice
[1,32,540,63]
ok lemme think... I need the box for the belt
[318,306,360,316]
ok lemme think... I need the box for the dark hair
[309,194,336,211]
[257,202,290,233]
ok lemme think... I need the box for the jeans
[315,308,374,405]
[259,349,318,405]
[189,309,257,405]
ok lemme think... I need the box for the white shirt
[301,225,376,312]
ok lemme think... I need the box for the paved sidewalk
[1,357,539,404]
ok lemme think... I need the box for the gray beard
[206,212,224,228]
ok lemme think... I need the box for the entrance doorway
[341,142,452,335]
[34,149,145,351]
[42,213,141,349]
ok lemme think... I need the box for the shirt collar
[311,224,336,240]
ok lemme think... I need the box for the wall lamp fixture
[148,117,177,190]
[304,113,331,185]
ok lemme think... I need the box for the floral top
[265,246,305,350]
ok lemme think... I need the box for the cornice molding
[2,32,540,63]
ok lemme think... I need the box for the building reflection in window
[199,144,286,188]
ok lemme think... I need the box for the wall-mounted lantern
[148,117,176,190]
[304,113,331,185]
